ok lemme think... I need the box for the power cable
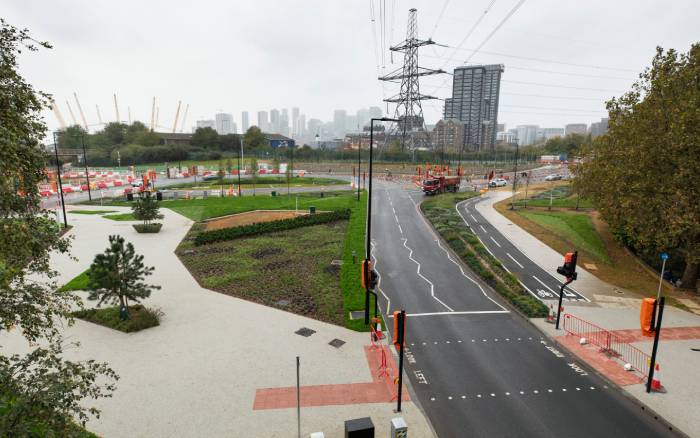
[502,79,623,92]
[461,0,527,65]
[429,0,451,39]
[500,104,602,113]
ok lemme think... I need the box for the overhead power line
[461,0,527,66]
[429,0,451,39]
[500,104,603,113]
[501,92,607,101]
[502,79,623,92]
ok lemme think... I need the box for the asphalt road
[456,195,588,303]
[370,179,675,438]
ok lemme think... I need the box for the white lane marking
[386,310,509,318]
[397,223,403,234]
[506,252,525,269]
[489,236,501,247]
[370,241,391,314]
[533,275,560,296]
[479,225,488,233]
[434,238,508,311]
[402,237,454,312]
[470,214,477,222]
[394,214,400,223]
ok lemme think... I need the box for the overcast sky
[5,0,699,134]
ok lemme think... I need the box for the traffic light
[361,259,379,290]
[557,251,578,281]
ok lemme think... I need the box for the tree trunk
[681,262,699,292]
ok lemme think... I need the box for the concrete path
[478,190,700,437]
[1,205,433,437]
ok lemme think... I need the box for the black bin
[345,417,374,438]
[126,192,134,201]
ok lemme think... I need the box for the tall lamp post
[52,131,68,228]
[80,132,92,201]
[238,136,243,196]
[357,129,362,201]
[510,139,519,210]
[364,117,400,324]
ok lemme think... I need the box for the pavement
[0,204,434,437]
[474,190,700,437]
[370,180,675,437]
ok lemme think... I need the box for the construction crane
[96,104,103,125]
[179,103,190,133]
[113,93,120,123]
[150,97,156,131]
[51,100,67,130]
[172,100,182,133]
[73,92,89,130]
[65,100,78,126]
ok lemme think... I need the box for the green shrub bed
[194,209,351,245]
[72,304,162,333]
[421,193,549,318]
[133,223,163,233]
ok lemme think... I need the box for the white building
[215,113,235,135]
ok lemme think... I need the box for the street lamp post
[52,131,68,228]
[364,117,399,325]
[238,137,243,196]
[510,140,519,210]
[80,133,92,201]
[357,131,362,201]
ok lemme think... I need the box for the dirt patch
[262,260,293,271]
[203,210,309,231]
[251,247,283,259]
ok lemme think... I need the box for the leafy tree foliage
[131,192,163,226]
[243,125,266,149]
[191,127,220,149]
[0,19,116,435]
[575,45,700,289]
[87,235,160,318]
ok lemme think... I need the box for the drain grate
[349,311,365,320]
[329,338,346,348]
[295,327,316,337]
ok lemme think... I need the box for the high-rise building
[565,123,587,136]
[369,106,382,120]
[433,119,465,153]
[270,109,280,133]
[295,114,306,138]
[241,111,249,133]
[516,125,540,146]
[280,108,289,134]
[541,128,564,140]
[307,118,322,139]
[345,115,358,133]
[214,113,234,135]
[333,110,347,137]
[444,64,504,151]
[196,119,216,130]
[497,123,506,133]
[357,108,370,130]
[257,111,268,131]
[291,107,300,136]
[589,117,608,138]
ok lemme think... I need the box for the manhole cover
[349,311,365,320]
[329,338,346,348]
[275,299,290,307]
[295,327,316,337]
[330,259,344,266]
[182,249,195,255]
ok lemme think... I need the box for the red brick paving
[253,345,409,410]
[557,335,645,387]
[610,326,700,343]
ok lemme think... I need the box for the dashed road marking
[479,225,488,233]
[427,386,603,402]
[490,236,502,247]
[506,252,525,269]
[470,214,477,221]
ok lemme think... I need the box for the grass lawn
[103,212,136,221]
[72,304,161,333]
[165,176,345,190]
[69,209,118,215]
[178,221,348,325]
[58,269,90,292]
[519,210,610,263]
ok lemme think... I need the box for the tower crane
[73,92,89,130]
[172,100,182,133]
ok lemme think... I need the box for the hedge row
[421,197,548,318]
[194,209,351,245]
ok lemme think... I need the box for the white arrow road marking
[533,275,561,297]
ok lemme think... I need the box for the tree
[575,45,700,290]
[102,122,128,145]
[243,126,266,149]
[131,192,163,226]
[0,19,116,435]
[191,127,220,149]
[225,158,233,175]
[87,235,161,319]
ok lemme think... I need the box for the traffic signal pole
[555,277,574,330]
[555,251,578,330]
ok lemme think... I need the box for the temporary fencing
[562,313,652,378]
[369,319,399,401]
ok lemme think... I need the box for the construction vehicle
[421,175,460,195]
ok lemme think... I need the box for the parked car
[489,178,508,187]
[545,174,562,181]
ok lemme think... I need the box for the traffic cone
[651,363,664,392]
[546,304,555,323]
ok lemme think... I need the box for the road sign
[660,252,669,261]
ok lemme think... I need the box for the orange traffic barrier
[651,363,663,391]
[640,298,656,336]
